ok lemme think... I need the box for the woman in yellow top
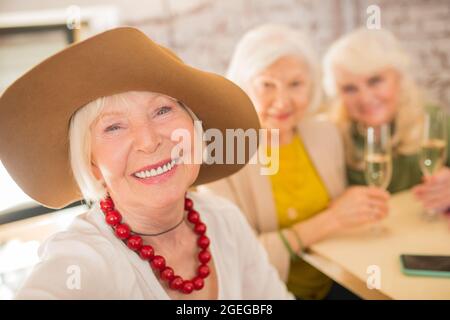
[200,24,390,299]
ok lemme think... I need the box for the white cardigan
[15,192,293,300]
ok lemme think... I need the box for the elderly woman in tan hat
[323,28,450,213]
[0,27,292,300]
[200,24,389,300]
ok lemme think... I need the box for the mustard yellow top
[269,134,332,299]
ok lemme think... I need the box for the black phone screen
[401,254,450,272]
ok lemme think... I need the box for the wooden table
[304,190,450,300]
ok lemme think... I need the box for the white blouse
[15,192,293,299]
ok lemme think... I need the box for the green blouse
[347,107,450,193]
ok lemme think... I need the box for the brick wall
[1,0,449,110]
[353,0,450,109]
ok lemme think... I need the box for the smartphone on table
[400,254,450,278]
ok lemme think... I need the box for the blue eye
[156,106,172,116]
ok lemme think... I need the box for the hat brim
[0,27,260,209]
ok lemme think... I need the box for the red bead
[100,198,114,212]
[151,255,166,271]
[115,223,131,240]
[127,235,143,251]
[194,222,207,235]
[185,198,193,210]
[187,210,200,224]
[104,195,211,294]
[197,235,210,249]
[181,280,194,294]
[160,267,175,281]
[198,250,211,264]
[169,276,184,290]
[139,245,154,260]
[193,277,204,290]
[197,264,210,278]
[105,210,122,226]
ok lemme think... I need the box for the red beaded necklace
[99,195,211,294]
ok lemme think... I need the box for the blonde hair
[227,24,322,114]
[323,28,425,169]
[69,91,200,205]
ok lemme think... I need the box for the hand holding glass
[364,124,392,234]
[418,107,448,219]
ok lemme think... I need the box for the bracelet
[288,227,307,257]
[278,230,299,262]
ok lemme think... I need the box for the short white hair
[227,24,322,114]
[69,91,200,205]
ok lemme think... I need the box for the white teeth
[133,158,179,179]
[136,172,145,178]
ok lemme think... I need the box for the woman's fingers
[412,184,425,196]
[414,187,450,210]
[367,201,389,219]
[421,193,450,210]
[336,187,390,228]
[414,168,450,199]
[360,206,384,223]
[418,167,450,189]
[417,185,450,200]
[350,201,388,226]
[349,188,389,223]
[414,177,450,210]
[364,188,390,219]
[365,187,390,201]
[418,178,449,193]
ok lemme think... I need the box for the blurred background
[0,0,449,299]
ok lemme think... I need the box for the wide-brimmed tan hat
[0,27,260,209]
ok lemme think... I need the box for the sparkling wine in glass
[365,153,392,190]
[364,124,392,234]
[419,107,448,219]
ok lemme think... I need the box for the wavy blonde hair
[323,28,425,169]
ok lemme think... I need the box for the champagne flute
[364,124,392,234]
[419,107,448,220]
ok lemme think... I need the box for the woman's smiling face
[247,55,312,135]
[90,91,200,209]
[334,67,401,127]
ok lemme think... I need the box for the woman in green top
[323,28,450,213]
